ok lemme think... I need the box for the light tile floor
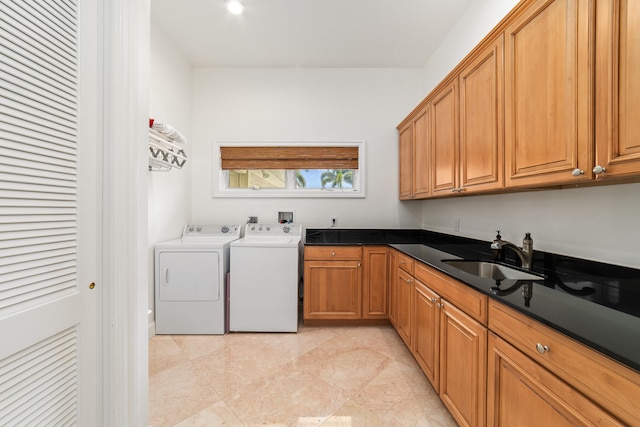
[149,324,458,427]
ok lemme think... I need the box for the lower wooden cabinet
[395,268,413,347]
[387,249,398,326]
[398,258,488,427]
[362,246,389,319]
[488,300,640,426]
[487,332,620,426]
[304,246,362,320]
[413,280,440,390]
[439,300,487,427]
[303,259,362,319]
[308,246,640,426]
[303,245,388,321]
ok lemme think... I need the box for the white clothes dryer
[229,223,302,332]
[154,224,241,334]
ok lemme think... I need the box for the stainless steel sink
[442,260,544,281]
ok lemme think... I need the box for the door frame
[100,0,149,425]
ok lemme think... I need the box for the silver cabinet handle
[572,168,584,176]
[593,165,607,174]
[431,298,437,303]
[164,268,169,284]
[536,343,550,354]
[331,251,336,256]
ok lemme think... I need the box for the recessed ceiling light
[226,0,246,15]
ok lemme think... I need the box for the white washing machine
[154,224,241,334]
[229,223,302,332]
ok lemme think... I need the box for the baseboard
[148,320,156,339]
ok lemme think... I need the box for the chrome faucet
[491,231,534,270]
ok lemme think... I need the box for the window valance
[220,146,359,170]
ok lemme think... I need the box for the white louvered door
[0,0,100,425]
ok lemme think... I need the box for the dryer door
[158,251,220,301]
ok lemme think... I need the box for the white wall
[421,0,520,92]
[190,68,424,229]
[418,0,640,269]
[422,183,640,268]
[148,22,193,331]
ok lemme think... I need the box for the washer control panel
[245,223,302,236]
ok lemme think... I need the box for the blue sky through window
[298,169,354,189]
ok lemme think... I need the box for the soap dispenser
[491,230,504,261]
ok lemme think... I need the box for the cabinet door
[388,250,398,326]
[413,106,431,198]
[398,121,414,199]
[595,0,640,178]
[431,80,459,196]
[303,260,362,320]
[413,280,440,391]
[487,333,621,427]
[396,269,413,347]
[505,0,593,187]
[440,300,487,427]
[459,35,504,193]
[362,246,388,319]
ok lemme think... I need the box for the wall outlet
[331,216,337,227]
[455,218,460,232]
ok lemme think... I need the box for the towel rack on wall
[148,118,187,171]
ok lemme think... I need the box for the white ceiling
[151,0,473,68]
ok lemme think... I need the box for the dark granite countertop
[305,228,640,372]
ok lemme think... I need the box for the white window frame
[212,141,366,198]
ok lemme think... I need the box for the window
[213,142,365,198]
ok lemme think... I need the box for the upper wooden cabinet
[398,0,640,200]
[595,0,640,179]
[431,80,459,197]
[398,34,505,199]
[398,122,413,199]
[398,107,430,200]
[459,36,504,193]
[504,0,593,187]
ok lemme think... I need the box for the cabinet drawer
[489,300,640,426]
[397,252,415,274]
[415,262,487,325]
[304,245,362,260]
